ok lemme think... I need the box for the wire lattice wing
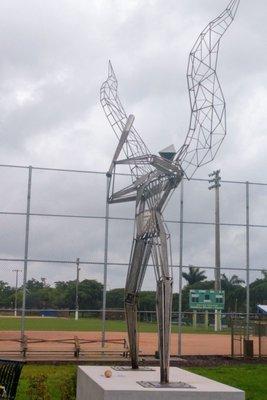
[177,0,240,178]
[100,62,153,178]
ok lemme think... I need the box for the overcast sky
[0,0,267,293]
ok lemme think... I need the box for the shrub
[27,374,51,400]
[59,374,76,400]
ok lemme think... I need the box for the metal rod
[20,166,32,342]
[101,174,110,347]
[1,209,267,229]
[178,179,184,356]
[0,257,265,272]
[246,181,250,339]
[0,161,267,186]
[12,269,22,317]
[75,258,80,321]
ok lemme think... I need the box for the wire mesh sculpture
[100,0,240,384]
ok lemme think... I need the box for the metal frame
[100,0,240,383]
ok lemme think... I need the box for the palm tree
[221,274,245,286]
[182,266,207,286]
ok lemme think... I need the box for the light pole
[208,170,222,332]
[12,269,22,317]
[75,258,81,321]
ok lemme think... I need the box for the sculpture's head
[159,145,176,161]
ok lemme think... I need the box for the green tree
[249,273,267,312]
[182,266,207,286]
[25,279,54,309]
[106,288,124,309]
[54,279,103,310]
[79,279,103,310]
[0,280,14,308]
[221,274,245,286]
[139,291,156,311]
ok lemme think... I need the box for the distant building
[256,305,267,315]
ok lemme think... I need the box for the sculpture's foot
[160,370,168,384]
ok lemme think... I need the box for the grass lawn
[15,364,267,400]
[188,365,267,400]
[0,317,230,334]
[16,365,76,400]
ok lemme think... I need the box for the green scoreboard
[189,289,225,310]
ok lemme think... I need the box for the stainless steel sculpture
[100,0,240,384]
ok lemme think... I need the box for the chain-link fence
[231,315,267,357]
[0,163,266,358]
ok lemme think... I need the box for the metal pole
[12,269,22,317]
[178,179,184,356]
[215,183,221,292]
[101,174,110,347]
[75,257,80,321]
[246,181,250,339]
[193,310,197,329]
[209,170,221,332]
[215,178,221,332]
[20,166,32,342]
[205,310,209,329]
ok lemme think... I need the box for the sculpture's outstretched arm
[176,0,240,178]
[100,61,153,178]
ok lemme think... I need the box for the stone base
[77,366,245,399]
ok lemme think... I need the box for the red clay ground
[0,331,258,358]
[0,331,248,357]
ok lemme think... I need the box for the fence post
[245,182,250,340]
[231,317,234,357]
[20,166,32,344]
[205,310,209,329]
[258,317,261,358]
[101,174,111,347]
[193,310,197,329]
[75,257,80,321]
[178,179,184,356]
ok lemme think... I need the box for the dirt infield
[0,330,240,357]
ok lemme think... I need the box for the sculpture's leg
[153,213,173,384]
[156,276,173,383]
[125,238,152,369]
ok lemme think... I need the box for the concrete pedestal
[77,366,245,400]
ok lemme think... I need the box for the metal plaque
[112,366,155,372]
[137,381,196,389]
